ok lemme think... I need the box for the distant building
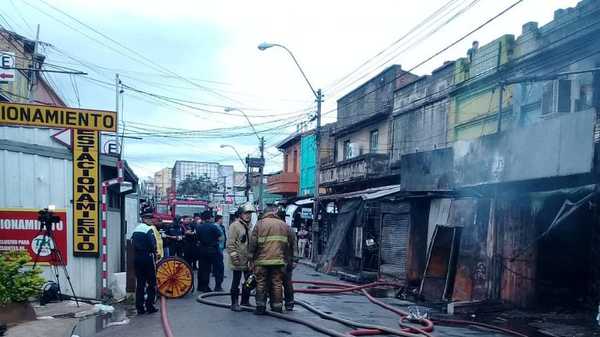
[171,161,234,201]
[153,167,172,199]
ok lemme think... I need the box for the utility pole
[245,155,250,202]
[312,89,323,261]
[27,24,40,102]
[496,83,504,133]
[258,136,265,210]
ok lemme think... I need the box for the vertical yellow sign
[72,129,100,256]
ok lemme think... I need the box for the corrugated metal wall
[0,149,99,298]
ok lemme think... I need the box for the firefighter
[132,214,159,315]
[248,205,295,314]
[227,202,255,311]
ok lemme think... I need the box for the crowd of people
[132,202,297,316]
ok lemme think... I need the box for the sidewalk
[5,301,110,337]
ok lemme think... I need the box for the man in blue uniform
[132,214,159,315]
[195,210,222,292]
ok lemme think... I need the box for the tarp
[318,199,364,271]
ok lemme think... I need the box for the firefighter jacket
[227,218,251,271]
[249,213,294,267]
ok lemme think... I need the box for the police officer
[195,210,222,293]
[181,215,196,268]
[213,215,226,292]
[249,205,295,314]
[227,203,255,311]
[132,214,159,315]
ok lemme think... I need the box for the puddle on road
[72,306,134,337]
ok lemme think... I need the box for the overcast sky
[2,0,580,178]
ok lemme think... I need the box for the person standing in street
[164,217,184,257]
[195,210,222,292]
[227,203,255,311]
[181,215,196,268]
[249,205,295,314]
[149,217,164,261]
[132,214,159,315]
[213,215,226,292]
[297,225,309,258]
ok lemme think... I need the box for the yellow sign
[72,129,100,256]
[0,102,116,132]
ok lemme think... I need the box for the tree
[176,173,217,199]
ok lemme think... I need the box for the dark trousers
[212,251,224,289]
[283,266,294,306]
[230,270,251,304]
[183,243,196,269]
[134,254,156,311]
[197,253,217,291]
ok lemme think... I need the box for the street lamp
[224,107,266,209]
[220,144,250,202]
[220,144,246,169]
[258,41,323,261]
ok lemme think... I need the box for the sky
[1,0,580,179]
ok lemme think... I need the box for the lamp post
[224,108,265,209]
[258,42,323,261]
[220,144,250,202]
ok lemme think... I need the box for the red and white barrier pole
[100,161,124,299]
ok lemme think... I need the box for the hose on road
[160,296,175,337]
[179,279,529,337]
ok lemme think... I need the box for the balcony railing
[266,172,299,195]
[320,153,389,185]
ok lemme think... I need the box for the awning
[320,184,402,201]
[294,198,314,205]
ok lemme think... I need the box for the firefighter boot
[240,287,251,307]
[230,289,241,312]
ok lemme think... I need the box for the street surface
[88,263,512,337]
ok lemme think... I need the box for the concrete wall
[335,119,390,162]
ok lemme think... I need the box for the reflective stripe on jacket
[249,213,294,267]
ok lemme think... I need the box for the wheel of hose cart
[156,257,193,299]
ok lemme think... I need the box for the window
[343,140,351,160]
[369,129,379,153]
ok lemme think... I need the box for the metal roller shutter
[380,210,410,278]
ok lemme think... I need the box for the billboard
[0,208,68,265]
[72,129,100,256]
[0,102,117,132]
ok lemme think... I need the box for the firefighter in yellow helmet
[248,205,295,314]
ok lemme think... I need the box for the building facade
[0,28,138,299]
[153,167,172,200]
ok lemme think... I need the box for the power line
[319,0,526,119]
[29,0,247,106]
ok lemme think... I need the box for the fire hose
[161,279,530,337]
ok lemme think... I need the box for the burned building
[395,0,600,310]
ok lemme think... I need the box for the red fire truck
[153,198,210,224]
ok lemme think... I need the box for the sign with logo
[246,157,265,168]
[0,209,68,265]
[0,102,117,131]
[300,207,313,219]
[0,52,15,82]
[72,129,100,256]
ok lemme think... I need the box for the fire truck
[153,198,210,224]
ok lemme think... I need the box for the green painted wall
[299,134,316,197]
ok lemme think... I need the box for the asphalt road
[84,262,512,337]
